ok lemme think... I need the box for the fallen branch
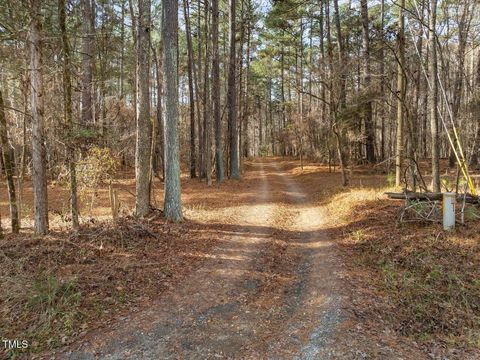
[385,191,480,204]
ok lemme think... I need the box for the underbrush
[0,213,215,358]
[329,188,480,353]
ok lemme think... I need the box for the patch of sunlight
[327,186,391,224]
[185,252,249,261]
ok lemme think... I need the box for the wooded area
[1,1,480,357]
[0,0,479,235]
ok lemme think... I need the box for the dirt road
[58,159,343,359]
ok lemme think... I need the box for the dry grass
[328,183,480,355]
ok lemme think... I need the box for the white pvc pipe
[443,192,456,231]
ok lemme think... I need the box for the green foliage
[386,173,395,187]
[350,229,366,243]
[258,144,269,157]
[441,178,452,191]
[465,205,480,221]
[24,273,81,349]
[28,274,80,321]
[75,127,98,140]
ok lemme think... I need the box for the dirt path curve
[57,159,342,360]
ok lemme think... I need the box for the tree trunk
[58,0,79,230]
[80,0,94,125]
[212,0,224,182]
[183,0,197,179]
[332,0,348,186]
[449,5,470,167]
[379,0,385,160]
[120,0,125,98]
[395,0,405,187]
[227,0,240,179]
[360,0,375,163]
[152,47,164,181]
[129,0,138,123]
[0,88,19,233]
[135,0,152,217]
[162,0,183,221]
[429,0,440,192]
[30,0,49,235]
[197,0,205,178]
[203,0,212,186]
[243,5,251,159]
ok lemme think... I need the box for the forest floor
[1,158,479,359]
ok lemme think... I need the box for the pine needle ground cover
[329,188,480,358]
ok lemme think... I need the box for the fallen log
[385,192,480,204]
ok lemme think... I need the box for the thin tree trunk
[429,0,440,191]
[58,0,79,230]
[379,0,385,160]
[212,0,224,182]
[243,10,251,159]
[197,0,204,178]
[129,0,138,122]
[30,0,49,234]
[163,0,182,221]
[228,0,240,179]
[80,0,94,125]
[152,47,164,181]
[17,72,28,225]
[332,0,348,186]
[120,0,125,98]
[0,88,19,233]
[395,0,405,187]
[360,0,375,163]
[203,0,212,185]
[183,0,196,178]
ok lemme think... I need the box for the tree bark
[429,0,440,192]
[360,0,375,163]
[152,47,164,180]
[183,0,197,179]
[0,88,19,233]
[212,0,224,182]
[203,0,212,185]
[58,0,79,230]
[80,0,95,125]
[332,0,348,186]
[227,0,240,179]
[162,0,183,221]
[30,0,49,235]
[395,0,405,187]
[135,0,152,216]
[379,0,385,160]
